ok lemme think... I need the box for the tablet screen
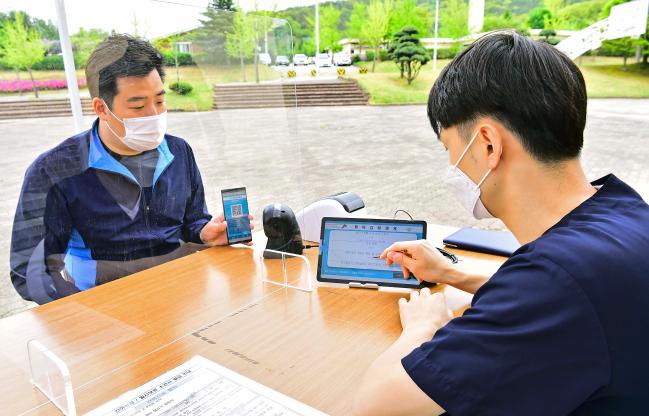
[317,218,426,287]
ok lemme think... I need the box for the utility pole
[54,0,84,133]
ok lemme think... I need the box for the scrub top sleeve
[402,254,610,416]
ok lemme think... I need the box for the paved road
[0,99,647,317]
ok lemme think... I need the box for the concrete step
[0,112,85,120]
[214,88,366,94]
[214,82,357,88]
[0,97,94,119]
[215,96,369,103]
[214,93,368,101]
[213,79,368,109]
[0,98,93,106]
[214,99,370,109]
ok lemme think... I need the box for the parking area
[0,99,647,317]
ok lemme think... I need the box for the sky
[0,0,324,39]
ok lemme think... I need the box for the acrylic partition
[1,4,319,414]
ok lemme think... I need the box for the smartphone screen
[221,187,252,244]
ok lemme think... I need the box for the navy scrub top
[403,174,649,415]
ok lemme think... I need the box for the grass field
[350,56,649,104]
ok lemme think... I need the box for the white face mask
[444,130,497,220]
[103,101,167,152]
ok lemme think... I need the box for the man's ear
[476,121,504,171]
[93,97,109,121]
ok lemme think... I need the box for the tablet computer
[317,217,430,289]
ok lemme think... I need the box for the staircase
[0,98,94,120]
[213,79,369,110]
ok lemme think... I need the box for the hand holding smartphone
[221,187,253,245]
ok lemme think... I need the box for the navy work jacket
[10,119,211,303]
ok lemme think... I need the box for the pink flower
[0,77,87,93]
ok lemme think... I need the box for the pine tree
[389,26,430,85]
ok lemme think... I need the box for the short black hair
[427,31,587,163]
[86,34,165,109]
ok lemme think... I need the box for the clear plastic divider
[7,4,309,415]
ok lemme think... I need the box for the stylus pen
[373,248,458,264]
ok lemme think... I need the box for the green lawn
[577,56,649,98]
[348,60,450,105]
[350,56,649,104]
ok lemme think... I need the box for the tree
[0,12,46,98]
[211,0,235,10]
[389,26,429,85]
[389,0,430,39]
[558,0,607,30]
[361,0,393,72]
[637,16,649,64]
[543,0,564,29]
[527,7,552,29]
[0,11,58,40]
[71,28,109,68]
[194,1,239,66]
[539,28,560,45]
[389,30,408,78]
[483,10,528,33]
[315,4,342,53]
[226,11,256,82]
[347,2,367,39]
[439,0,469,50]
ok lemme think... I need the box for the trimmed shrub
[32,55,65,70]
[169,81,193,95]
[161,51,195,66]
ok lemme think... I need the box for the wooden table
[0,224,505,415]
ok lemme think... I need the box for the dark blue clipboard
[443,228,520,257]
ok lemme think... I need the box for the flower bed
[0,78,87,93]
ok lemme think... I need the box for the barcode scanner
[262,203,304,259]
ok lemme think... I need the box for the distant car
[293,54,308,65]
[259,53,272,66]
[333,52,352,66]
[314,53,332,67]
[275,55,290,66]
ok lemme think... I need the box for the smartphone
[221,187,252,245]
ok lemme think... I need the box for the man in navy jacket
[10,35,247,303]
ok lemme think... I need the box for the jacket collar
[88,118,174,187]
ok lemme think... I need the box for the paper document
[86,355,328,416]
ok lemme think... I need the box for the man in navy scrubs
[9,35,252,303]
[353,31,649,415]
